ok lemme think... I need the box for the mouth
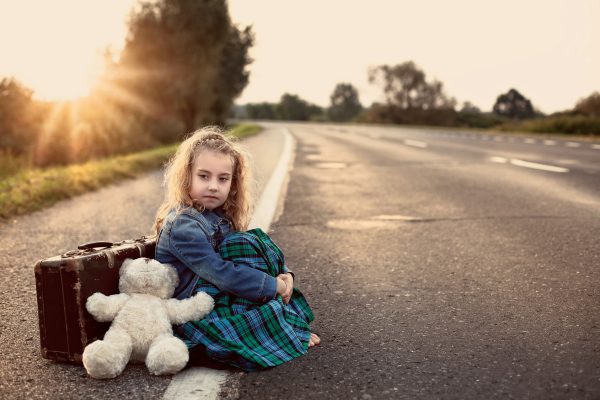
[203,195,219,200]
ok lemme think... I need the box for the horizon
[0,0,598,114]
[228,0,600,114]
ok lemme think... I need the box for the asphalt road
[235,122,600,399]
[1,122,598,399]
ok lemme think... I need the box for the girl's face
[189,149,233,210]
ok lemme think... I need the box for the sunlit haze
[1,0,598,113]
[0,0,136,101]
[228,0,600,113]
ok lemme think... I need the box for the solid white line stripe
[404,139,428,148]
[248,128,294,231]
[509,158,569,173]
[163,128,295,400]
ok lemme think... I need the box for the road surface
[236,122,599,399]
[1,122,598,399]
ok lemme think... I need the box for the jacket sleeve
[168,215,277,302]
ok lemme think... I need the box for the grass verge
[0,124,261,220]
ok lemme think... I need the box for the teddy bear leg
[82,326,133,379]
[145,333,189,375]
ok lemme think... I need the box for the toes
[311,333,321,345]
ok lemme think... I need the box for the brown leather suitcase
[34,237,156,363]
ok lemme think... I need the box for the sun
[0,0,136,102]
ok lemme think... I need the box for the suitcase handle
[77,241,113,250]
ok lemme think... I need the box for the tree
[459,101,481,114]
[327,83,362,122]
[0,78,38,154]
[368,61,456,110]
[276,94,322,121]
[112,0,251,137]
[209,25,254,124]
[492,88,535,119]
[574,92,600,116]
[245,102,278,120]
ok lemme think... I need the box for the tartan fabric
[175,228,314,371]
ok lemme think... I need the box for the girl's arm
[169,216,278,302]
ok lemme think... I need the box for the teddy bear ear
[120,258,134,276]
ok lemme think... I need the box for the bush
[457,112,504,129]
[499,115,600,136]
[357,104,460,126]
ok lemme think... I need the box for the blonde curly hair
[153,126,252,235]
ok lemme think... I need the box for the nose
[208,179,218,191]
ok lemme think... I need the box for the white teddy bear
[82,257,214,379]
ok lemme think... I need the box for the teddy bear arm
[165,292,214,325]
[86,292,130,322]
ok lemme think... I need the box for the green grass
[0,124,261,220]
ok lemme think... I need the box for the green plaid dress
[175,228,314,371]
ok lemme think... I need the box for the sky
[0,0,598,114]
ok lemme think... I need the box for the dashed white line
[404,139,428,148]
[489,156,508,164]
[489,156,569,173]
[566,142,581,148]
[592,144,600,150]
[543,140,557,146]
[524,138,536,144]
[509,158,569,173]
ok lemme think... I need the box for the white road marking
[524,138,536,144]
[164,128,295,400]
[494,136,504,142]
[372,214,422,221]
[592,144,600,150]
[489,156,508,163]
[566,142,581,148]
[314,162,347,169]
[163,368,227,400]
[249,128,294,230]
[544,140,557,146]
[404,139,428,148]
[509,158,569,173]
[490,156,569,173]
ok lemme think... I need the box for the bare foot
[308,333,321,348]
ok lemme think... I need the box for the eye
[198,174,209,180]
[219,177,230,182]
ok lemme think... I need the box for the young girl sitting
[153,126,319,371]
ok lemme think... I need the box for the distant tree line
[240,61,600,136]
[0,0,252,167]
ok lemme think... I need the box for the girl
[153,126,319,371]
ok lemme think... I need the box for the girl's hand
[276,273,294,304]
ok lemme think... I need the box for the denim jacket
[155,207,277,302]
